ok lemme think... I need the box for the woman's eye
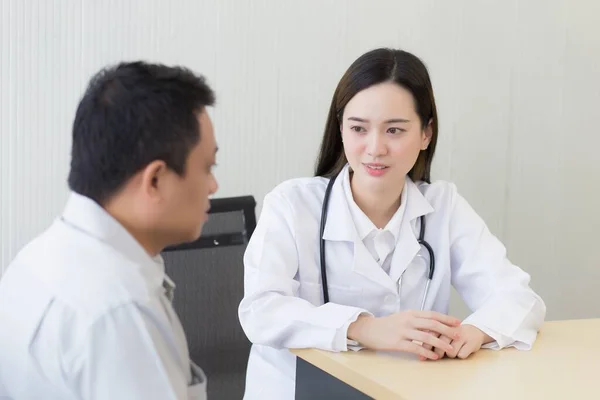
[388,127,404,134]
[350,126,365,133]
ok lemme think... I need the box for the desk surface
[292,319,598,400]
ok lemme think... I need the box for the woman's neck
[350,175,404,229]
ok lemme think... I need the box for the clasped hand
[347,310,490,360]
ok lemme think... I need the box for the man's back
[1,61,218,399]
[0,193,204,399]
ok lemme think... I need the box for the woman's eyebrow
[384,118,410,123]
[347,117,410,123]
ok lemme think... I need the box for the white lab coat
[0,192,206,400]
[238,164,546,399]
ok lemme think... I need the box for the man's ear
[422,119,433,150]
[140,160,168,200]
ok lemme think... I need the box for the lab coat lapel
[388,179,435,284]
[321,166,398,293]
[352,239,398,292]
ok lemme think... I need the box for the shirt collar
[341,165,407,242]
[60,192,166,286]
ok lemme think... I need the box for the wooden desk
[292,319,598,399]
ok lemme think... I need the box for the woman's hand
[419,324,494,361]
[347,310,462,360]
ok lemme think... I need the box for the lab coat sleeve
[448,186,546,350]
[238,191,370,352]
[70,303,188,400]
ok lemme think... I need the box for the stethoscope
[319,169,435,310]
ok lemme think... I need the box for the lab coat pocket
[328,284,365,308]
[187,361,207,400]
[301,281,364,308]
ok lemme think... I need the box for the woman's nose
[366,132,387,157]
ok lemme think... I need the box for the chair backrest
[162,195,256,400]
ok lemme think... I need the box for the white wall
[1,0,599,320]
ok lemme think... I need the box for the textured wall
[1,0,599,320]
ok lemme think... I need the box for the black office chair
[162,195,256,400]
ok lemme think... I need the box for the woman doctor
[238,48,546,399]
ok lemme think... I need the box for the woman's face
[340,81,431,194]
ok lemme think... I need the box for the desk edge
[292,348,408,400]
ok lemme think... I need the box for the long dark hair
[314,48,438,183]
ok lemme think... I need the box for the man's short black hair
[67,61,215,205]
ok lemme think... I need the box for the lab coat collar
[60,192,167,289]
[322,164,434,242]
[321,165,357,242]
[385,178,435,285]
[342,168,407,242]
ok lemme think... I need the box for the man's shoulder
[4,220,158,319]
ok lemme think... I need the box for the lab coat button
[384,294,396,305]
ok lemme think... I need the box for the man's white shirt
[0,192,206,399]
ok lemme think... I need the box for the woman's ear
[422,119,433,150]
